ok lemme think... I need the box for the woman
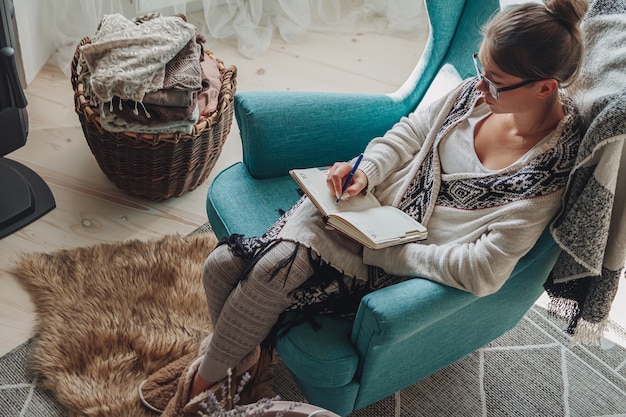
[140,0,588,414]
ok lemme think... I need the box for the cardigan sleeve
[362,197,561,297]
[357,85,458,189]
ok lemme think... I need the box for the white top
[438,104,493,174]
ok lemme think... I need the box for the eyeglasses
[472,54,537,99]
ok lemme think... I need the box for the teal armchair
[206,0,560,415]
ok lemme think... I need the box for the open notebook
[290,167,427,249]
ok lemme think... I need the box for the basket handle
[70,37,91,92]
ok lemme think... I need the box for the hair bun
[545,0,588,29]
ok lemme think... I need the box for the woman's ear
[537,79,560,98]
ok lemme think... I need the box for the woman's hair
[481,0,588,87]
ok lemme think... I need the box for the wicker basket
[71,37,237,201]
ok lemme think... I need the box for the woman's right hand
[326,162,368,201]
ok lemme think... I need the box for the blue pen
[336,153,364,202]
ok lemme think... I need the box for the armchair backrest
[389,0,499,111]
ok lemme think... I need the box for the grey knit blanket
[546,0,626,344]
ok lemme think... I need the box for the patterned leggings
[197,240,317,382]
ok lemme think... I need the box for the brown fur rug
[14,232,275,417]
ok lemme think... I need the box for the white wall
[12,0,138,86]
[13,0,54,86]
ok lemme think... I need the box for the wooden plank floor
[0,28,426,355]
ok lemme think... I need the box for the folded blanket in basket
[111,35,204,126]
[100,102,200,135]
[81,13,214,135]
[80,13,197,104]
[197,55,222,123]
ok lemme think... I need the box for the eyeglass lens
[473,54,499,99]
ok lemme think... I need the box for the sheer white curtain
[51,0,427,76]
[51,0,129,77]
[197,0,427,58]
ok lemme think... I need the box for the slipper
[161,346,261,416]
[138,335,213,413]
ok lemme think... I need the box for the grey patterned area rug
[2,305,625,417]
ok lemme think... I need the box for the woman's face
[475,49,538,113]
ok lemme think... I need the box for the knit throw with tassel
[545,0,626,345]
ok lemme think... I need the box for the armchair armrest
[235,91,413,178]
[351,227,559,352]
[351,278,475,350]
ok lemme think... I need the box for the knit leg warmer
[198,240,315,383]
[201,243,247,327]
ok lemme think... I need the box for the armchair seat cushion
[276,314,359,388]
